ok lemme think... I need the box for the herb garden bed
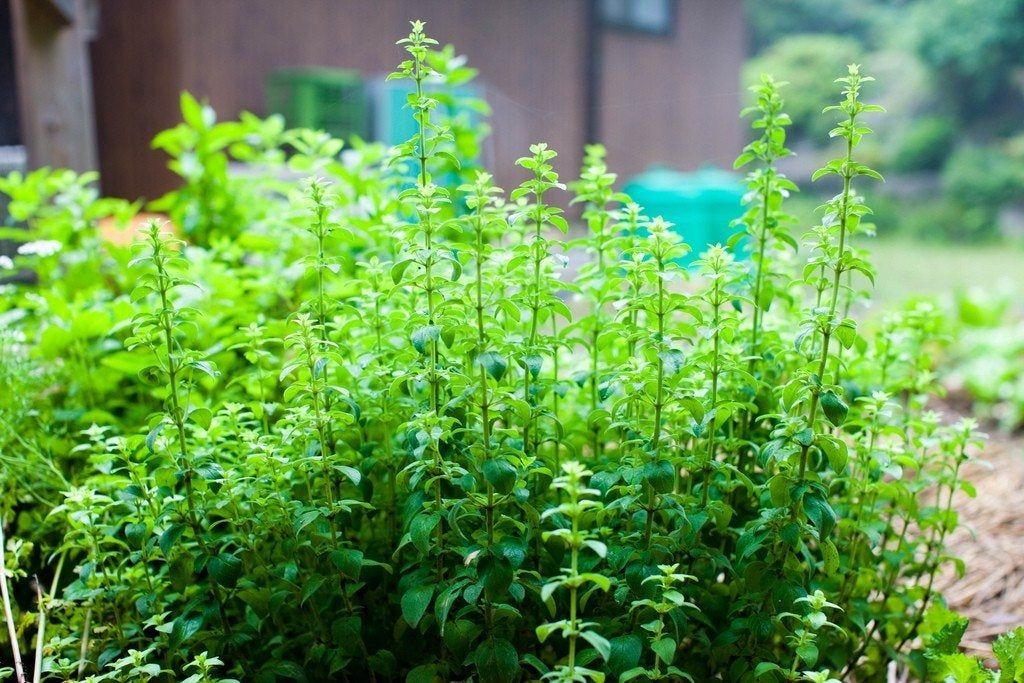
[1,20,1022,683]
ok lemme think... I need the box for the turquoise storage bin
[623,165,744,263]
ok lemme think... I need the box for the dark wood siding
[598,0,745,178]
[90,0,182,198]
[89,0,744,201]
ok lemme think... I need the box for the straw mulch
[935,431,1024,660]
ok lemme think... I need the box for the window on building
[598,0,675,36]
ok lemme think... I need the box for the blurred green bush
[744,34,862,143]
[888,116,957,173]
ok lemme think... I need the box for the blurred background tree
[744,0,1024,243]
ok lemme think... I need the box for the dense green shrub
[942,145,1024,210]
[947,289,1024,431]
[938,144,1024,240]
[1,21,1016,683]
[888,116,957,173]
[910,0,1024,118]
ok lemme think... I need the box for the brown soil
[935,426,1024,659]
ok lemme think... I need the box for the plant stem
[567,486,580,678]
[703,274,722,507]
[798,131,854,483]
[0,519,26,683]
[749,171,773,371]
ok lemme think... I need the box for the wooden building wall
[598,0,745,178]
[89,0,743,202]
[10,0,98,172]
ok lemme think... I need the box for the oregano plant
[0,20,1008,683]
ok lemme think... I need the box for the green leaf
[816,435,848,472]
[335,464,362,485]
[300,575,328,606]
[820,390,848,427]
[410,513,441,555]
[124,522,148,549]
[642,459,674,494]
[650,636,676,666]
[434,582,462,633]
[994,627,1024,682]
[258,660,308,682]
[208,552,243,588]
[391,258,415,285]
[795,643,818,668]
[479,555,514,599]
[658,349,685,375]
[606,635,643,679]
[821,539,839,576]
[523,353,543,379]
[158,524,185,556]
[483,458,517,495]
[834,318,857,349]
[180,91,205,129]
[411,325,441,354]
[168,614,204,650]
[473,637,519,683]
[802,494,837,539]
[444,620,482,662]
[406,664,438,683]
[331,548,364,580]
[401,584,434,628]
[754,662,784,679]
[293,508,322,535]
[476,351,508,382]
[581,630,612,662]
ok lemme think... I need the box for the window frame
[597,0,678,38]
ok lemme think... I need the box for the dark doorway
[0,0,22,146]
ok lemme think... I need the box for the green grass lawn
[862,238,1024,309]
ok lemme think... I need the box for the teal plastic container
[370,79,483,146]
[623,166,745,263]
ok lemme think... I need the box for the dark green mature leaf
[820,390,848,427]
[258,660,308,682]
[401,584,434,628]
[483,458,517,495]
[445,620,482,662]
[124,522,148,549]
[523,353,543,379]
[410,513,441,555]
[208,552,243,588]
[332,548,364,580]
[411,325,441,353]
[168,614,204,650]
[606,635,643,679]
[474,637,519,683]
[158,523,186,556]
[406,664,438,683]
[803,493,837,539]
[476,351,508,381]
[642,459,674,494]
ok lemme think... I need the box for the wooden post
[9,0,98,172]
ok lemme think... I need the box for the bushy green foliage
[888,116,957,173]
[910,0,1024,118]
[948,289,1024,430]
[743,0,887,53]
[942,145,1024,211]
[0,21,1004,683]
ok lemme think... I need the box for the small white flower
[17,240,62,257]
[0,255,13,270]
